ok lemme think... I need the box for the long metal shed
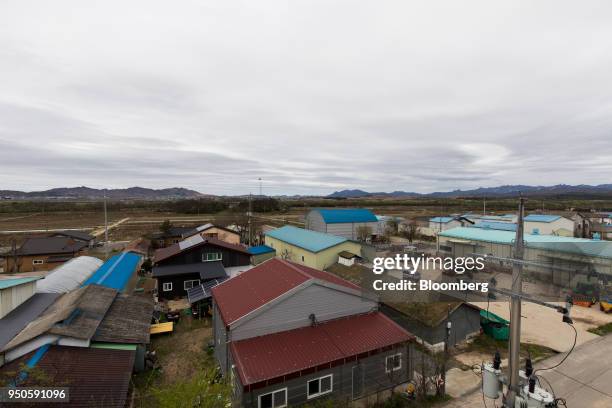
[36,256,103,293]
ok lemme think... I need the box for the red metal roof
[211,258,362,326]
[154,236,249,263]
[230,312,414,386]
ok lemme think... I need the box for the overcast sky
[1,1,612,195]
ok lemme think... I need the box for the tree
[402,220,418,243]
[159,219,173,235]
[356,225,372,242]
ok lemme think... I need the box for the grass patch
[588,322,612,336]
[464,334,556,362]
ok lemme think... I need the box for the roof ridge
[276,258,315,281]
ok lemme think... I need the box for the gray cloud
[1,1,612,195]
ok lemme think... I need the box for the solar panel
[187,277,227,303]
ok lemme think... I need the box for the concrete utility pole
[483,196,486,215]
[505,196,525,407]
[441,306,451,396]
[104,194,109,260]
[248,193,253,245]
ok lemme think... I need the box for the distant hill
[327,184,612,198]
[0,186,206,200]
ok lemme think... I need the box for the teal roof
[439,227,612,259]
[524,214,562,223]
[0,276,41,290]
[248,245,276,255]
[266,226,347,253]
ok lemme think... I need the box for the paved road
[442,334,612,407]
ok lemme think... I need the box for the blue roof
[0,276,41,290]
[248,245,276,255]
[524,214,561,223]
[430,217,455,223]
[266,226,347,253]
[470,222,517,232]
[83,252,142,291]
[314,208,378,224]
[439,227,612,259]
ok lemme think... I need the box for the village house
[265,225,362,270]
[150,226,194,248]
[153,235,251,299]
[50,230,96,247]
[211,258,414,406]
[2,236,88,273]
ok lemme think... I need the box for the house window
[385,353,402,373]
[307,374,333,399]
[162,282,172,291]
[203,252,222,262]
[33,259,44,265]
[301,255,305,262]
[258,388,287,408]
[184,279,200,290]
[172,239,180,244]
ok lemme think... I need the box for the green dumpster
[480,310,509,341]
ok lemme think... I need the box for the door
[352,364,364,400]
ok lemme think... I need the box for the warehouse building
[265,226,362,270]
[305,208,379,240]
[438,227,612,287]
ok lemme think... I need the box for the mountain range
[0,186,204,200]
[326,184,612,198]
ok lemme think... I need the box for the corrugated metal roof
[0,293,59,350]
[0,276,41,290]
[524,214,562,223]
[266,226,347,253]
[212,258,360,326]
[83,252,141,291]
[248,245,276,255]
[1,346,135,408]
[470,222,517,232]
[314,208,378,224]
[16,236,87,256]
[429,217,455,223]
[439,227,612,259]
[152,261,227,280]
[231,312,413,386]
[154,236,249,263]
[36,256,103,293]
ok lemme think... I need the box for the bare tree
[356,225,372,242]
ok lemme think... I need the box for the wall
[238,344,411,407]
[326,222,379,240]
[213,302,229,374]
[0,281,36,319]
[230,284,376,341]
[525,218,575,236]
[251,252,275,265]
[156,272,202,300]
[3,254,78,273]
[263,236,362,270]
[200,228,240,245]
[428,220,461,232]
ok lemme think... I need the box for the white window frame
[257,387,287,408]
[32,259,44,265]
[202,252,222,262]
[162,282,172,292]
[184,279,200,290]
[385,353,402,373]
[307,374,333,399]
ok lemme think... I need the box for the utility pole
[483,196,486,215]
[104,194,109,260]
[258,177,262,197]
[441,305,451,396]
[248,193,253,245]
[504,196,525,407]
